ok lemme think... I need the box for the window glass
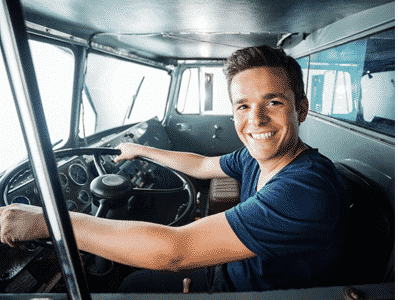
[0,51,26,174]
[84,54,170,134]
[177,68,200,114]
[0,41,74,174]
[296,56,309,93]
[308,29,394,136]
[30,41,74,143]
[177,66,232,115]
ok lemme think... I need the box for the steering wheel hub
[102,175,124,186]
[90,174,133,200]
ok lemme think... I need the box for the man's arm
[0,205,255,271]
[72,211,255,271]
[114,143,228,180]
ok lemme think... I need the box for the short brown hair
[224,45,306,109]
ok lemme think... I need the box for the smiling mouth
[249,132,276,140]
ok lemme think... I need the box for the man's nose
[248,105,269,126]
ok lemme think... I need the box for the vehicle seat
[208,177,240,215]
[333,162,394,285]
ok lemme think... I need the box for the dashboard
[0,120,197,293]
[6,156,94,214]
[4,121,161,211]
[5,154,156,213]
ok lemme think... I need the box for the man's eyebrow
[263,93,288,100]
[232,93,288,105]
[232,98,247,105]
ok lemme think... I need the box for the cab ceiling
[21,0,394,60]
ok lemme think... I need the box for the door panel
[167,65,243,155]
[300,113,394,178]
[166,114,243,156]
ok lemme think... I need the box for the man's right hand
[0,204,49,247]
[114,143,143,163]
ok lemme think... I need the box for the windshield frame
[26,34,95,149]
[0,0,91,298]
[29,34,80,147]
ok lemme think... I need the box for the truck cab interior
[0,0,394,299]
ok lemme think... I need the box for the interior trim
[305,111,395,145]
[287,2,395,58]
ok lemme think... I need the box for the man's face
[230,67,308,165]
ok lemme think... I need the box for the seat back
[334,162,394,285]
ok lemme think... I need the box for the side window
[0,49,26,174]
[30,41,74,143]
[177,66,232,115]
[307,29,394,136]
[296,56,309,93]
[0,41,74,174]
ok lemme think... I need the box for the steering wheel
[0,147,196,232]
[0,147,196,280]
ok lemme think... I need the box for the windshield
[0,40,74,174]
[81,53,171,136]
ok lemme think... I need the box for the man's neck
[257,139,308,177]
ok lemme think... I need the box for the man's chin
[246,146,274,162]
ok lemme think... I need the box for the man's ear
[298,97,309,124]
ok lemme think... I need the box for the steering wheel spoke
[132,185,188,196]
[27,238,54,249]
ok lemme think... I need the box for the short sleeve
[219,147,247,182]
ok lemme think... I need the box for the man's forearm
[130,144,221,179]
[70,212,182,271]
[0,204,253,272]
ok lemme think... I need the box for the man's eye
[269,100,283,106]
[237,105,248,110]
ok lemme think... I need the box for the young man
[0,45,350,292]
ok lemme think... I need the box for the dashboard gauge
[78,190,90,203]
[59,173,68,186]
[12,196,30,205]
[68,164,88,185]
[66,200,78,212]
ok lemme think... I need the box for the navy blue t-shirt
[220,147,350,292]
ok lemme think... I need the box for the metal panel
[300,114,395,178]
[166,114,243,155]
[19,0,394,59]
[0,282,395,299]
[286,2,395,58]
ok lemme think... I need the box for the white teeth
[251,132,275,140]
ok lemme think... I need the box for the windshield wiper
[52,139,63,149]
[124,76,145,124]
